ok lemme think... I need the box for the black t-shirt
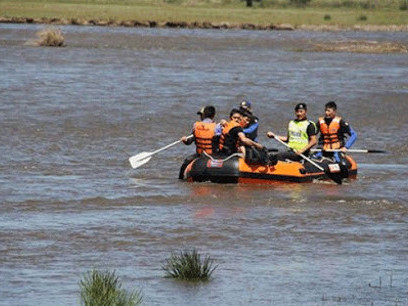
[223,126,244,154]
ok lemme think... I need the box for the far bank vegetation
[174,0,408,9]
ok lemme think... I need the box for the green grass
[79,269,142,306]
[162,249,218,281]
[1,0,407,27]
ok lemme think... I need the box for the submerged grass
[163,249,218,281]
[36,28,64,47]
[79,269,142,306]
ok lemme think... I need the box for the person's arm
[340,121,357,152]
[180,135,194,145]
[180,124,195,145]
[343,124,357,151]
[238,132,263,150]
[267,131,288,142]
[296,135,317,155]
[243,121,259,135]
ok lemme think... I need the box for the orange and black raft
[183,154,357,184]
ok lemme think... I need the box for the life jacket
[219,121,241,153]
[194,121,216,155]
[287,119,315,151]
[319,116,342,150]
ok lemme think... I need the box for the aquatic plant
[79,269,142,306]
[36,28,64,47]
[163,249,218,281]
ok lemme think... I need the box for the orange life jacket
[219,121,241,152]
[194,121,216,154]
[319,116,342,150]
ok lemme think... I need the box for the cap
[295,103,307,111]
[240,100,252,110]
[197,106,205,115]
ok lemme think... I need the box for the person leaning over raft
[314,101,357,162]
[267,103,318,162]
[219,108,263,158]
[178,106,222,179]
[239,100,259,142]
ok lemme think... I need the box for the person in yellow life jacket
[179,106,222,179]
[314,101,357,162]
[219,109,263,158]
[267,103,317,162]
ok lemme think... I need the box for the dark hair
[203,105,216,119]
[229,108,242,118]
[325,101,337,110]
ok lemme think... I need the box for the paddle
[270,134,343,185]
[129,135,193,169]
[311,149,386,153]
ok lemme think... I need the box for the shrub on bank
[289,0,311,5]
[357,14,368,21]
[163,249,218,281]
[79,269,142,306]
[36,28,64,47]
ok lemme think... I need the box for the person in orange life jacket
[267,103,318,162]
[219,108,263,158]
[314,101,357,162]
[239,100,259,142]
[178,106,222,179]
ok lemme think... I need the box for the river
[0,23,407,305]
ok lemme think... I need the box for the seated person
[267,103,317,162]
[219,109,263,159]
[179,106,222,179]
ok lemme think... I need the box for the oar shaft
[130,134,194,166]
[311,149,386,153]
[148,135,194,156]
[273,137,324,171]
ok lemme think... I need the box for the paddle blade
[366,150,387,153]
[129,152,152,169]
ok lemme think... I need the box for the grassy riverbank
[1,0,407,29]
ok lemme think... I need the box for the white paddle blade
[129,152,152,169]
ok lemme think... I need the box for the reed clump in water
[36,28,64,47]
[162,249,218,281]
[79,269,142,306]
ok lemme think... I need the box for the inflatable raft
[183,153,357,184]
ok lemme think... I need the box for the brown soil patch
[313,40,408,53]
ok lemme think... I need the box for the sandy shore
[1,16,408,32]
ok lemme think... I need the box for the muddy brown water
[0,24,407,305]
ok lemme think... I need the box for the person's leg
[276,151,302,162]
